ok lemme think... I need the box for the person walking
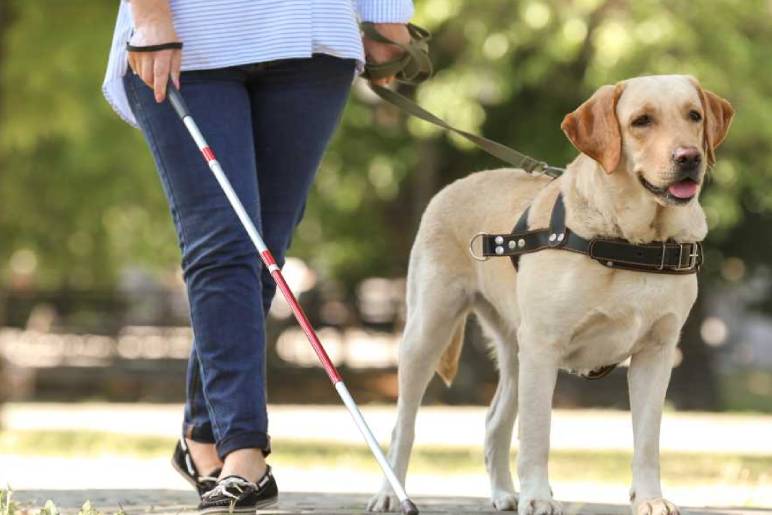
[102,1,414,512]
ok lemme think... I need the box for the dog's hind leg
[366,264,471,512]
[477,300,520,511]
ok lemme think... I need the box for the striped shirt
[102,0,414,127]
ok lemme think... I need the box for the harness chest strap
[474,193,703,275]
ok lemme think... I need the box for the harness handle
[360,23,563,177]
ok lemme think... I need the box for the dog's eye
[631,114,652,128]
[688,110,702,122]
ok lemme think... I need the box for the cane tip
[400,499,419,515]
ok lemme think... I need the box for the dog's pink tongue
[668,180,698,199]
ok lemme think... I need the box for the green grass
[1,489,19,515]
[0,488,126,515]
[0,429,172,458]
[2,429,770,487]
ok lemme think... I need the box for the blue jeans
[124,54,355,459]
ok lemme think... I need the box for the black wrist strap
[126,42,183,52]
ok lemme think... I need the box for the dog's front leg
[516,332,563,515]
[628,341,680,515]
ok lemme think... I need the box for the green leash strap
[361,23,564,178]
[370,84,563,177]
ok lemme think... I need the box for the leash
[361,23,564,178]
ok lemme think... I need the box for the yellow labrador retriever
[367,75,734,515]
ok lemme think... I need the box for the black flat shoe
[198,467,278,514]
[171,437,222,497]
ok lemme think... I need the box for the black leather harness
[476,193,703,275]
[472,193,702,380]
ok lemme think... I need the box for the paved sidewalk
[12,490,769,515]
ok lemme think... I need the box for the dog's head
[561,75,734,206]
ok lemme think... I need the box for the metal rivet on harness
[549,233,557,242]
[557,233,565,242]
[495,246,504,255]
[607,261,614,267]
[518,238,525,248]
[495,236,504,245]
[508,240,516,249]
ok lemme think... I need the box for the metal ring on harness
[469,232,489,262]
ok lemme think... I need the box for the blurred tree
[291,0,772,294]
[0,0,770,407]
[0,1,178,289]
[299,0,772,409]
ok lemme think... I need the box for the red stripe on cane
[261,250,276,266]
[270,269,342,383]
[202,146,216,162]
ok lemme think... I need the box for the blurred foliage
[300,0,772,288]
[0,2,175,289]
[0,0,771,292]
[720,371,772,412]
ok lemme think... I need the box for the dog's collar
[473,193,703,275]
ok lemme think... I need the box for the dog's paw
[518,498,564,515]
[633,498,680,515]
[366,492,400,512]
[491,490,519,511]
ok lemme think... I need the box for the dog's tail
[436,314,467,386]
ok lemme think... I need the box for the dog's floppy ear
[692,80,734,166]
[561,83,624,174]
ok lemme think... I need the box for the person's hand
[363,23,411,86]
[127,0,181,103]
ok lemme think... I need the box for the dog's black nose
[673,146,702,168]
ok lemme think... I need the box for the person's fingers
[140,55,155,89]
[127,53,135,74]
[128,53,140,75]
[362,29,407,86]
[153,52,171,102]
[170,50,182,90]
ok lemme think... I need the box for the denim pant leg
[184,344,215,443]
[249,55,356,309]
[124,55,355,460]
[124,69,271,457]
